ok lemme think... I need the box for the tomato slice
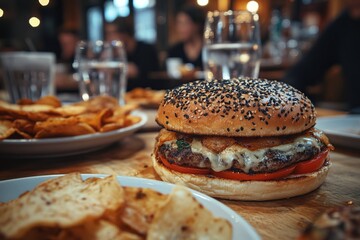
[294,149,329,174]
[159,155,210,175]
[212,165,296,181]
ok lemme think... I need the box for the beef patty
[157,132,329,174]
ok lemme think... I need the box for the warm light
[197,0,209,7]
[239,53,250,63]
[29,17,40,27]
[0,8,3,18]
[39,0,50,6]
[246,0,259,13]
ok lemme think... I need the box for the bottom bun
[152,154,331,201]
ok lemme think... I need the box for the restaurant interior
[0,0,356,110]
[0,1,359,239]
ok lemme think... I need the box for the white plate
[0,174,260,240]
[0,111,147,158]
[316,115,360,149]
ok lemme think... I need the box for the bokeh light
[29,17,41,27]
[246,1,259,13]
[39,0,50,7]
[197,0,209,7]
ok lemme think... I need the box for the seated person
[282,0,360,111]
[167,5,206,70]
[55,27,80,92]
[105,17,160,90]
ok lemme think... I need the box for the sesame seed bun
[156,78,316,137]
[152,154,331,201]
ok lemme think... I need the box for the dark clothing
[127,41,160,90]
[168,42,203,70]
[283,11,360,110]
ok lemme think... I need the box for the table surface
[1,108,359,240]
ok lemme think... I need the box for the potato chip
[0,173,124,239]
[17,96,61,108]
[124,115,141,127]
[9,128,33,139]
[77,108,113,131]
[52,105,87,117]
[34,117,96,138]
[121,187,167,235]
[0,106,60,122]
[147,186,232,240]
[0,120,33,139]
[100,122,124,132]
[17,98,35,105]
[12,119,35,136]
[55,220,124,240]
[35,96,62,108]
[0,120,13,139]
[74,95,119,112]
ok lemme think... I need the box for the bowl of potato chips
[0,173,260,240]
[0,96,147,158]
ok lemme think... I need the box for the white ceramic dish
[0,111,147,158]
[316,115,360,149]
[0,174,260,240]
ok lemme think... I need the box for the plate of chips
[0,96,147,158]
[125,88,165,109]
[0,173,260,240]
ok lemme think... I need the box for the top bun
[156,78,316,137]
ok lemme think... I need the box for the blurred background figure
[283,0,360,112]
[105,17,160,90]
[57,27,79,72]
[167,5,206,71]
[55,27,80,92]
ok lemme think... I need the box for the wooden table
[1,109,359,240]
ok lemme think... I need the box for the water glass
[74,41,127,105]
[0,52,55,103]
[203,10,261,80]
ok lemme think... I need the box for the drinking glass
[0,52,55,103]
[203,10,261,80]
[74,40,127,105]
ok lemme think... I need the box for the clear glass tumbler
[0,52,55,103]
[203,10,261,80]
[74,40,127,105]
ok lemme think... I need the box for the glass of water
[0,52,55,103]
[203,10,261,80]
[74,40,127,105]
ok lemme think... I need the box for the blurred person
[282,0,360,111]
[167,5,206,70]
[57,28,79,72]
[105,17,160,90]
[55,27,80,92]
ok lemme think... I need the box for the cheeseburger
[152,78,333,201]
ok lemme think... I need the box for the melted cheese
[164,135,322,173]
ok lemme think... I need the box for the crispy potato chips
[0,96,140,140]
[0,173,232,240]
[125,88,165,108]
